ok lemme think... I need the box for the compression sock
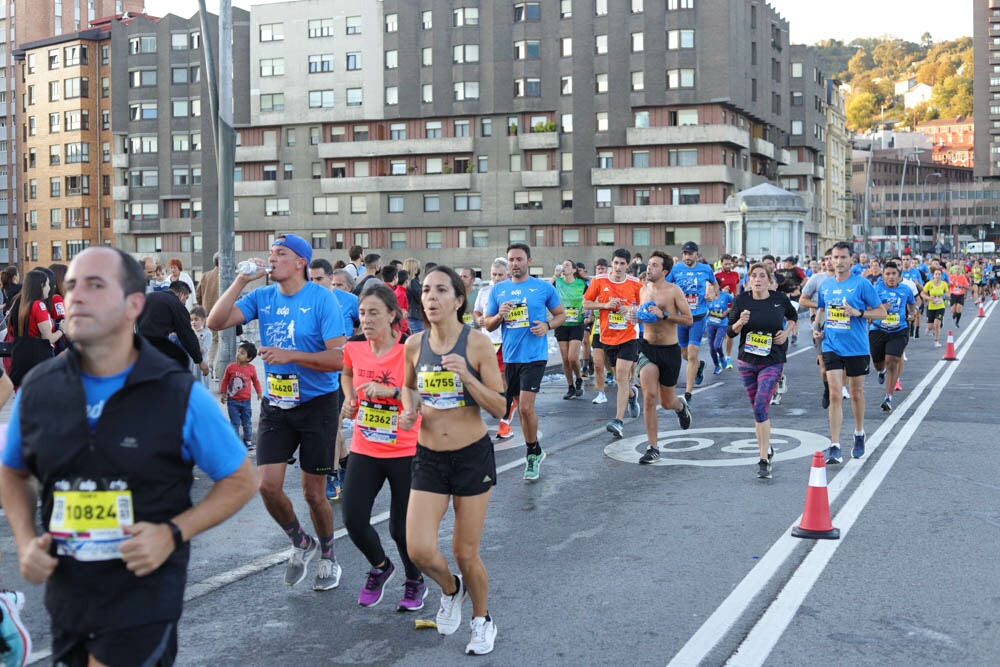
[319,534,335,560]
[281,519,310,549]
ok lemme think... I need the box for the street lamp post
[739,200,748,258]
[923,172,943,254]
[896,151,919,256]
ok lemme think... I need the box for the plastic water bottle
[237,260,258,275]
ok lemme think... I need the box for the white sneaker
[313,558,342,591]
[284,538,318,587]
[841,386,850,400]
[436,575,467,636]
[466,616,498,655]
[591,391,607,405]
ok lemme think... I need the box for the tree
[921,32,933,49]
[848,49,875,77]
[846,91,880,130]
[917,61,939,86]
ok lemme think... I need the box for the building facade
[973,0,1000,180]
[821,79,849,250]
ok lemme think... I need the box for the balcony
[590,165,741,186]
[318,137,473,159]
[112,218,129,234]
[160,217,194,234]
[235,144,279,163]
[321,173,472,193]
[777,148,791,165]
[112,185,129,201]
[234,180,278,197]
[613,203,726,225]
[626,125,750,148]
[520,170,559,188]
[517,131,559,150]
[112,153,128,169]
[750,137,776,160]
[129,218,161,232]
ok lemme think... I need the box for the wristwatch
[166,520,185,551]
[392,387,401,400]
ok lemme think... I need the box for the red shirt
[27,300,52,339]
[343,333,419,458]
[221,362,262,402]
[715,270,740,295]
[51,294,65,321]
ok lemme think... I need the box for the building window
[64,77,89,99]
[306,19,331,38]
[631,0,644,12]
[632,151,650,168]
[390,232,407,249]
[309,90,334,108]
[515,78,541,97]
[351,196,367,214]
[286,128,296,146]
[632,32,644,52]
[595,0,608,15]
[171,66,189,84]
[426,121,442,139]
[561,76,573,95]
[426,158,443,174]
[129,35,157,53]
[454,120,470,137]
[422,85,433,103]
[388,195,404,213]
[595,73,608,93]
[345,16,361,35]
[454,193,481,211]
[424,195,440,212]
[514,40,540,60]
[791,91,803,106]
[596,189,612,208]
[667,68,695,88]
[667,29,695,49]
[791,120,803,135]
[453,81,479,100]
[596,112,609,132]
[672,187,700,205]
[346,88,362,107]
[422,48,433,66]
[477,156,488,173]
[791,62,803,78]
[283,164,293,180]
[264,165,277,181]
[310,127,320,145]
[514,191,543,210]
[426,231,443,248]
[260,93,285,112]
[259,23,284,42]
[453,7,480,25]
[313,196,338,214]
[50,178,60,197]
[453,44,479,63]
[308,54,334,73]
[472,230,489,248]
[64,142,89,163]
[171,33,189,50]
[562,229,580,246]
[597,228,615,246]
[172,100,190,117]
[631,71,645,91]
[635,189,650,206]
[668,0,694,7]
[385,50,398,69]
[596,34,608,54]
[385,86,398,105]
[391,160,407,175]
[259,58,284,77]
[385,13,398,32]
[129,70,156,87]
[390,123,406,140]
[264,198,290,216]
[346,52,362,70]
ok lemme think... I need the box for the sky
[145,0,972,46]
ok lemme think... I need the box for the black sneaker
[881,395,892,413]
[684,391,693,405]
[676,396,692,430]
[563,387,576,400]
[768,446,774,461]
[639,446,661,465]
[695,360,706,386]
[575,377,584,397]
[757,460,772,479]
[821,385,830,409]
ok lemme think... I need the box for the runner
[1,247,256,666]
[665,242,717,404]
[485,244,565,480]
[582,249,643,439]
[402,266,505,656]
[727,263,799,479]
[899,254,925,339]
[923,268,948,347]
[208,234,349,591]
[588,259,611,404]
[459,268,479,328]
[705,287,733,375]
[632,251,694,464]
[554,259,586,400]
[473,258,510,437]
[813,242,887,464]
[800,250,844,408]
[869,261,915,414]
[714,255,741,368]
[776,256,806,344]
[948,265,970,328]
[574,262,594,378]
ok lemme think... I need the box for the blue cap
[272,233,312,263]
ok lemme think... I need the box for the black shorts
[927,308,945,323]
[411,434,496,497]
[637,340,682,387]
[603,339,639,366]
[869,329,908,363]
[590,325,605,350]
[258,392,340,474]
[554,324,585,342]
[504,360,546,396]
[821,352,870,377]
[950,294,965,306]
[53,621,177,667]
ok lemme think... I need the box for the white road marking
[666,301,993,667]
[603,428,827,467]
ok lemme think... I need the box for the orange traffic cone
[942,330,958,361]
[993,290,998,301]
[978,303,986,318]
[791,452,841,540]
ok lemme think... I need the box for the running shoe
[676,396,692,430]
[881,395,893,413]
[684,391,693,405]
[713,363,723,375]
[934,341,942,348]
[244,440,255,452]
[626,387,641,418]
[592,391,607,405]
[325,473,341,501]
[770,393,781,406]
[825,444,843,465]
[495,421,514,440]
[790,334,798,346]
[284,537,318,587]
[436,575,467,636]
[842,386,851,400]
[605,372,615,386]
[575,377,584,397]
[358,560,395,606]
[397,579,428,612]
[466,616,498,656]
[757,460,772,479]
[878,369,886,385]
[606,419,624,439]
[695,360,706,386]
[562,387,576,400]
[0,591,30,666]
[639,446,661,465]
[313,558,342,592]
[777,375,787,394]
[852,433,866,459]
[768,446,774,461]
[822,384,830,409]
[725,358,733,370]
[524,449,546,480]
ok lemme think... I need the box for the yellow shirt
[924,282,947,310]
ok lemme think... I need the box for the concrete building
[0,1,143,268]
[108,9,251,279]
[822,79,850,251]
[915,116,974,168]
[234,0,795,271]
[902,82,932,109]
[15,23,116,270]
[973,0,1000,180]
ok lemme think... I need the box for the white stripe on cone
[808,465,828,487]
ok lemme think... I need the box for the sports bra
[416,327,481,410]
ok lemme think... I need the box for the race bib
[826,305,850,331]
[493,342,502,353]
[744,331,773,356]
[417,369,466,409]
[883,313,901,327]
[49,484,134,562]
[267,373,300,407]
[608,312,628,331]
[462,313,475,327]
[931,296,943,305]
[505,303,530,329]
[708,310,726,325]
[356,399,399,444]
[564,307,580,324]
[685,293,699,307]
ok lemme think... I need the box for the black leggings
[342,452,421,580]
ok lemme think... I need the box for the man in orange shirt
[948,265,970,327]
[583,248,643,439]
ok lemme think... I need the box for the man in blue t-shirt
[0,247,256,666]
[869,261,915,415]
[813,242,887,465]
[210,233,348,592]
[485,243,565,480]
[665,241,718,404]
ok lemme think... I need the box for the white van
[966,242,996,254]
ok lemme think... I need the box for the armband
[166,520,185,551]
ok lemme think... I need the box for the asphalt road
[3,303,998,666]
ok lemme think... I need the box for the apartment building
[821,79,850,250]
[2,1,143,268]
[232,0,794,270]
[974,0,1000,179]
[16,25,114,269]
[108,9,250,279]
